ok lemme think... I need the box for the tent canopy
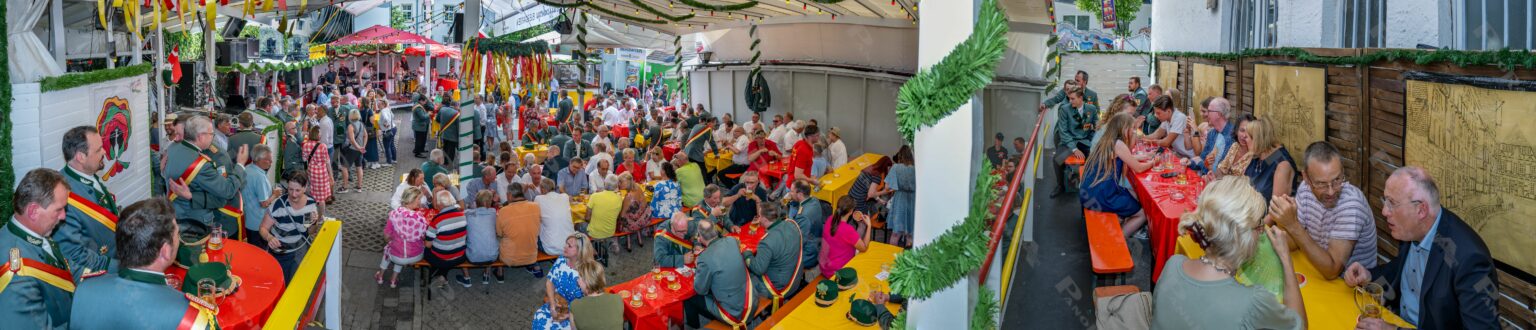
[405,44,461,58]
[329,25,442,46]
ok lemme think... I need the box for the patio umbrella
[329,25,442,46]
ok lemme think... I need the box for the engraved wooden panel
[1253,64,1327,157]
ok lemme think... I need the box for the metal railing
[978,107,1048,282]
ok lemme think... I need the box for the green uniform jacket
[69,268,219,330]
[1133,88,1161,134]
[694,236,750,321]
[412,104,431,133]
[162,142,245,225]
[790,199,825,270]
[421,161,449,191]
[0,221,74,329]
[652,229,693,268]
[556,99,575,124]
[282,133,305,175]
[682,126,718,163]
[1042,87,1100,109]
[228,130,265,164]
[56,167,119,280]
[748,219,804,299]
[436,106,461,143]
[689,202,729,230]
[1054,103,1100,151]
[200,145,245,233]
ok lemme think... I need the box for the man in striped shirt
[1269,142,1377,279]
[427,191,473,287]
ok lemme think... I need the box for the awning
[405,44,461,58]
[329,25,442,46]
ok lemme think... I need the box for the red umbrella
[329,25,442,46]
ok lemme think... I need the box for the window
[1064,15,1093,30]
[1457,0,1531,50]
[1230,0,1278,50]
[1341,0,1386,47]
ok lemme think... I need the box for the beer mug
[197,278,219,303]
[1355,282,1385,319]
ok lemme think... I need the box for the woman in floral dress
[531,233,606,330]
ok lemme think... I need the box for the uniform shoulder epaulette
[80,267,106,279]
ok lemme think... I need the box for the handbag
[1095,290,1152,330]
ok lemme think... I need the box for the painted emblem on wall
[98,97,132,181]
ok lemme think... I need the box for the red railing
[977,107,1048,281]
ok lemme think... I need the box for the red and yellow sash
[67,192,119,232]
[0,258,76,294]
[655,230,692,250]
[716,276,755,330]
[759,219,803,310]
[177,296,218,330]
[686,127,712,148]
[169,155,212,201]
[219,198,246,241]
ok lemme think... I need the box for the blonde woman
[531,233,606,330]
[1080,113,1156,238]
[1242,118,1297,203]
[1152,176,1305,329]
[1212,113,1258,180]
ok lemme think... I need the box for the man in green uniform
[435,98,462,165]
[56,126,119,280]
[1040,70,1100,110]
[787,181,824,282]
[69,199,218,329]
[556,93,575,129]
[1050,89,1098,197]
[1132,80,1164,134]
[682,115,719,183]
[228,112,266,167]
[689,185,729,229]
[411,94,432,158]
[684,222,754,329]
[652,213,696,268]
[746,203,804,310]
[421,149,450,191]
[0,169,76,328]
[162,115,248,236]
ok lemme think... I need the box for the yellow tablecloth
[813,153,883,211]
[516,144,550,165]
[770,243,904,330]
[401,173,459,186]
[570,195,590,224]
[705,151,734,172]
[1176,236,1414,329]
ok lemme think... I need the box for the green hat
[814,279,840,307]
[835,267,858,290]
[175,220,211,269]
[181,262,241,297]
[846,297,879,327]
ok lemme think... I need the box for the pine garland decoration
[629,0,695,22]
[40,64,155,92]
[468,39,552,57]
[887,160,999,300]
[892,0,1008,142]
[575,11,588,100]
[1153,47,1536,71]
[534,0,693,24]
[675,0,759,12]
[1,0,14,221]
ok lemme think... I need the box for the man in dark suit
[1344,166,1499,330]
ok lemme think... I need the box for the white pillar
[50,0,66,66]
[909,0,983,328]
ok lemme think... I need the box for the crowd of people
[1041,71,1500,329]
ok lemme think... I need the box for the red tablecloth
[1127,146,1206,283]
[436,78,458,91]
[607,268,695,330]
[166,241,286,330]
[662,141,681,161]
[611,125,630,139]
[726,223,767,253]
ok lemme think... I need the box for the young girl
[378,188,427,288]
[1080,112,1156,238]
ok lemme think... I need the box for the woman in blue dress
[884,145,916,248]
[532,233,606,330]
[649,163,683,221]
[1080,112,1156,239]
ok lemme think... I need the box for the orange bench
[1083,209,1134,274]
[414,251,560,299]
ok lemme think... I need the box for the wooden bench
[702,298,773,329]
[414,252,560,300]
[1083,209,1134,274]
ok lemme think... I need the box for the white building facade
[1152,0,1531,52]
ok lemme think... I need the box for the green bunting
[1,0,13,221]
[214,59,328,74]
[675,0,758,12]
[467,39,551,57]
[893,0,1007,142]
[40,64,155,93]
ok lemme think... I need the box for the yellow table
[401,173,459,186]
[813,153,883,211]
[705,151,734,172]
[768,243,904,330]
[515,144,551,165]
[1176,236,1415,329]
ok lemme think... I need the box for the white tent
[8,0,65,82]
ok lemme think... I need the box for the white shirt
[645,160,666,180]
[768,125,789,146]
[587,152,614,175]
[602,106,627,126]
[534,193,575,255]
[591,135,613,152]
[379,107,397,131]
[828,139,849,168]
[12,219,55,254]
[589,171,618,192]
[744,121,765,135]
[780,130,803,153]
[494,173,532,202]
[732,136,752,165]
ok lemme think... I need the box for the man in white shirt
[533,178,575,255]
[602,101,627,127]
[744,112,766,136]
[780,120,805,153]
[826,127,849,168]
[588,159,618,192]
[592,125,614,152]
[587,143,614,175]
[767,115,789,145]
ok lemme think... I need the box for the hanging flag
[166,46,184,84]
[206,0,217,27]
[1099,0,1118,29]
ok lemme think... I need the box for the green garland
[888,161,999,300]
[468,39,552,57]
[629,0,695,22]
[533,0,683,24]
[39,64,154,93]
[892,287,999,330]
[1156,47,1536,71]
[893,0,1007,142]
[216,59,328,74]
[675,0,759,12]
[585,2,669,24]
[1,0,14,222]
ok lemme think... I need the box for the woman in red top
[747,128,782,186]
[614,149,648,183]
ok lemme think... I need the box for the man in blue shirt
[1191,97,1235,175]
[557,158,590,195]
[242,145,281,247]
[1343,167,1498,330]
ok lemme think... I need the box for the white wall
[9,76,153,205]
[701,23,919,73]
[1386,0,1446,48]
[1278,0,1325,47]
[1150,0,1228,52]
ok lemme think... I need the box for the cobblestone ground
[338,108,655,329]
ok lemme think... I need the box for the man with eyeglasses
[1341,166,1497,330]
[1267,142,1376,280]
[1188,97,1235,175]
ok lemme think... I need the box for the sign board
[1100,0,1118,29]
[309,44,328,60]
[617,48,648,62]
[498,3,562,36]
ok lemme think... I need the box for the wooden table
[515,144,550,165]
[764,243,904,330]
[607,268,695,330]
[166,241,286,330]
[1176,236,1416,329]
[1126,145,1205,282]
[813,153,883,211]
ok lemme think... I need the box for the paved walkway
[336,108,657,329]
